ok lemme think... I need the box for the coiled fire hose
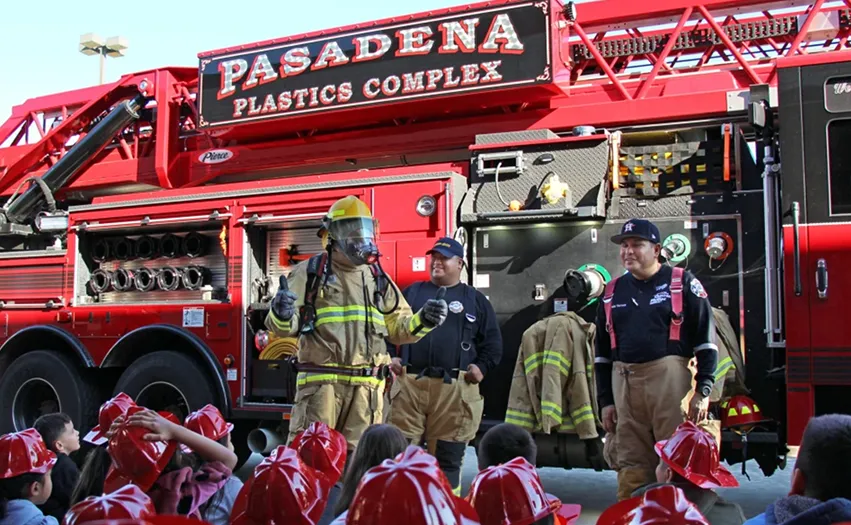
[134,267,157,292]
[157,266,182,291]
[111,268,135,292]
[89,269,113,293]
[181,266,210,290]
[113,237,135,261]
[259,337,299,360]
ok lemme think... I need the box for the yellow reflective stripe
[314,305,385,327]
[452,485,461,496]
[541,403,563,424]
[558,421,576,431]
[408,312,433,336]
[571,405,595,425]
[524,352,543,374]
[543,350,571,376]
[505,409,537,429]
[268,312,292,332]
[714,357,734,380]
[586,364,593,375]
[296,372,383,388]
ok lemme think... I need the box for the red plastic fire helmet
[0,428,57,479]
[466,457,563,525]
[181,404,233,453]
[104,406,180,493]
[655,421,739,489]
[721,395,770,430]
[84,393,137,446]
[230,445,328,525]
[291,421,348,488]
[598,485,709,525]
[62,485,156,524]
[337,445,480,525]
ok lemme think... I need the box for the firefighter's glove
[422,286,448,328]
[271,274,298,320]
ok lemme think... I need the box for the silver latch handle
[816,258,828,299]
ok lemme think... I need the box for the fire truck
[0,0,848,475]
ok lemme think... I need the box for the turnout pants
[388,370,484,495]
[286,381,384,450]
[612,355,693,501]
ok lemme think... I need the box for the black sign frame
[197,1,552,128]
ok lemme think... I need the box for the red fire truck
[0,0,848,475]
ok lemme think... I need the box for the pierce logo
[198,149,234,164]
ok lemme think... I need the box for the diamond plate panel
[462,140,610,221]
[474,130,558,145]
[613,194,695,219]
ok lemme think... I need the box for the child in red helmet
[104,406,237,520]
[466,457,581,525]
[72,393,138,507]
[599,485,709,525]
[632,421,745,525]
[0,428,58,525]
[62,484,156,524]
[181,405,243,525]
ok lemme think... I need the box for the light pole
[79,33,128,85]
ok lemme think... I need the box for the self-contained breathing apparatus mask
[328,216,380,266]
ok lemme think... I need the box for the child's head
[477,423,537,470]
[35,412,80,455]
[654,421,738,490]
[0,428,57,516]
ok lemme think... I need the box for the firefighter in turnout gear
[595,219,718,501]
[265,196,449,451]
[387,237,503,496]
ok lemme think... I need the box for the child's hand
[126,409,179,442]
[106,415,125,439]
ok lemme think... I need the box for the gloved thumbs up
[271,273,297,321]
[422,286,449,328]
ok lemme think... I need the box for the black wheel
[113,351,218,423]
[0,351,99,434]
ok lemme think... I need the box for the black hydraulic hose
[4,94,147,224]
[182,232,208,258]
[159,234,181,259]
[113,238,135,261]
[135,236,158,259]
[92,239,111,263]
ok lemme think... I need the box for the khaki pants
[388,370,484,494]
[286,382,384,450]
[612,356,693,501]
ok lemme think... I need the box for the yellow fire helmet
[318,196,380,265]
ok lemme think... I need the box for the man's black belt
[406,365,459,383]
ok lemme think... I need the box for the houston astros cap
[610,219,661,245]
[427,237,464,259]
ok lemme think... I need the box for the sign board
[825,76,851,113]
[197,1,552,128]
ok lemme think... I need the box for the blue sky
[0,0,474,123]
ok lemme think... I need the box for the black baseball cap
[427,237,464,258]
[610,219,661,245]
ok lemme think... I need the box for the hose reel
[564,263,611,305]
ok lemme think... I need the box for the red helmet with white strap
[181,404,233,453]
[230,445,327,525]
[291,421,348,488]
[655,421,739,489]
[0,428,56,479]
[598,485,709,525]
[331,445,480,525]
[62,485,155,524]
[84,393,137,446]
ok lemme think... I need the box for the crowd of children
[2,394,850,525]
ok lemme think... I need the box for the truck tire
[0,350,99,435]
[113,351,218,423]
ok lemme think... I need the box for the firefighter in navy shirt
[594,219,718,501]
[387,237,502,495]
